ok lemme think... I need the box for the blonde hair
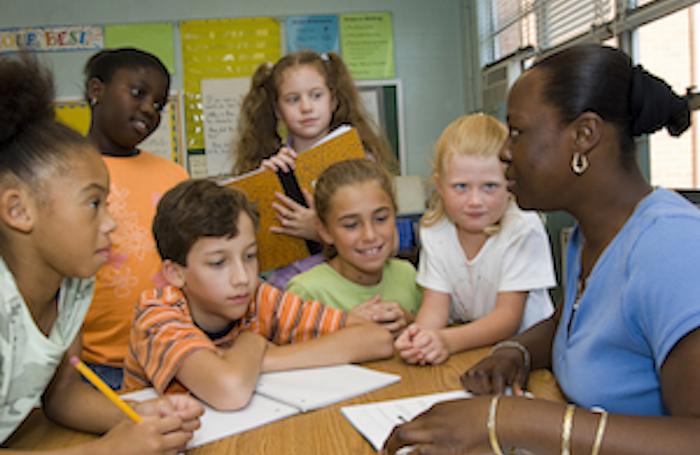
[232,51,397,175]
[421,113,508,227]
[314,159,397,258]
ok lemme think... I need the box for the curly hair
[232,51,397,175]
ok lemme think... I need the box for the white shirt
[417,202,556,332]
[0,258,94,442]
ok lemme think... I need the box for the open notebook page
[255,364,401,412]
[122,388,298,449]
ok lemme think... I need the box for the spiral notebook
[122,364,399,449]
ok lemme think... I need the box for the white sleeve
[499,216,557,293]
[416,225,452,294]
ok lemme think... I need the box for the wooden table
[6,348,564,453]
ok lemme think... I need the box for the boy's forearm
[261,322,393,372]
[220,331,267,392]
[179,332,267,411]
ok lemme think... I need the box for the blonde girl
[233,51,397,289]
[287,159,420,336]
[0,53,202,454]
[395,113,556,365]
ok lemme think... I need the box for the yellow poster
[55,100,91,135]
[180,17,281,151]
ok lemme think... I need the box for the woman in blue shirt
[384,44,700,455]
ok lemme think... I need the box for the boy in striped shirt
[123,179,393,410]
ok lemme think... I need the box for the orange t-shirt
[81,152,188,367]
[123,282,347,393]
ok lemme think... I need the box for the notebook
[219,125,365,272]
[122,364,399,449]
[255,364,401,413]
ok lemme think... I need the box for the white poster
[201,77,251,177]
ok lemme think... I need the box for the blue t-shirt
[552,189,700,415]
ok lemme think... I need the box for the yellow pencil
[70,356,142,423]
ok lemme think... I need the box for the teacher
[384,43,700,454]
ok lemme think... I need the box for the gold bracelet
[590,411,608,455]
[561,404,575,455]
[487,395,505,455]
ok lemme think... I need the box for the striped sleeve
[125,287,216,393]
[252,283,347,344]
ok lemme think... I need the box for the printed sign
[0,25,103,53]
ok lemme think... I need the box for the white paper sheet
[201,77,250,177]
[256,364,401,412]
[341,390,471,451]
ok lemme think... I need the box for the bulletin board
[11,11,401,176]
[180,17,282,153]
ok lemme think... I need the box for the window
[477,0,614,66]
[477,0,700,189]
[637,5,699,188]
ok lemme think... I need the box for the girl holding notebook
[232,51,396,289]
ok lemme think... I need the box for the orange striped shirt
[123,282,347,393]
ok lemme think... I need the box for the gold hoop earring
[90,98,98,107]
[571,152,589,175]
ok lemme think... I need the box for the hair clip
[320,52,329,62]
[265,61,273,70]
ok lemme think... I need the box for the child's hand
[133,394,204,434]
[270,188,320,241]
[95,414,194,455]
[261,146,297,173]
[394,324,424,364]
[350,294,383,320]
[411,328,450,365]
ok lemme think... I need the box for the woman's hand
[261,146,297,173]
[461,346,530,395]
[382,396,491,454]
[270,188,320,241]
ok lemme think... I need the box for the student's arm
[41,339,127,434]
[385,328,700,455]
[35,335,202,455]
[261,313,393,372]
[414,288,451,328]
[437,290,526,355]
[175,331,268,411]
[401,291,526,365]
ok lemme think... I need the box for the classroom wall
[0,0,467,178]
